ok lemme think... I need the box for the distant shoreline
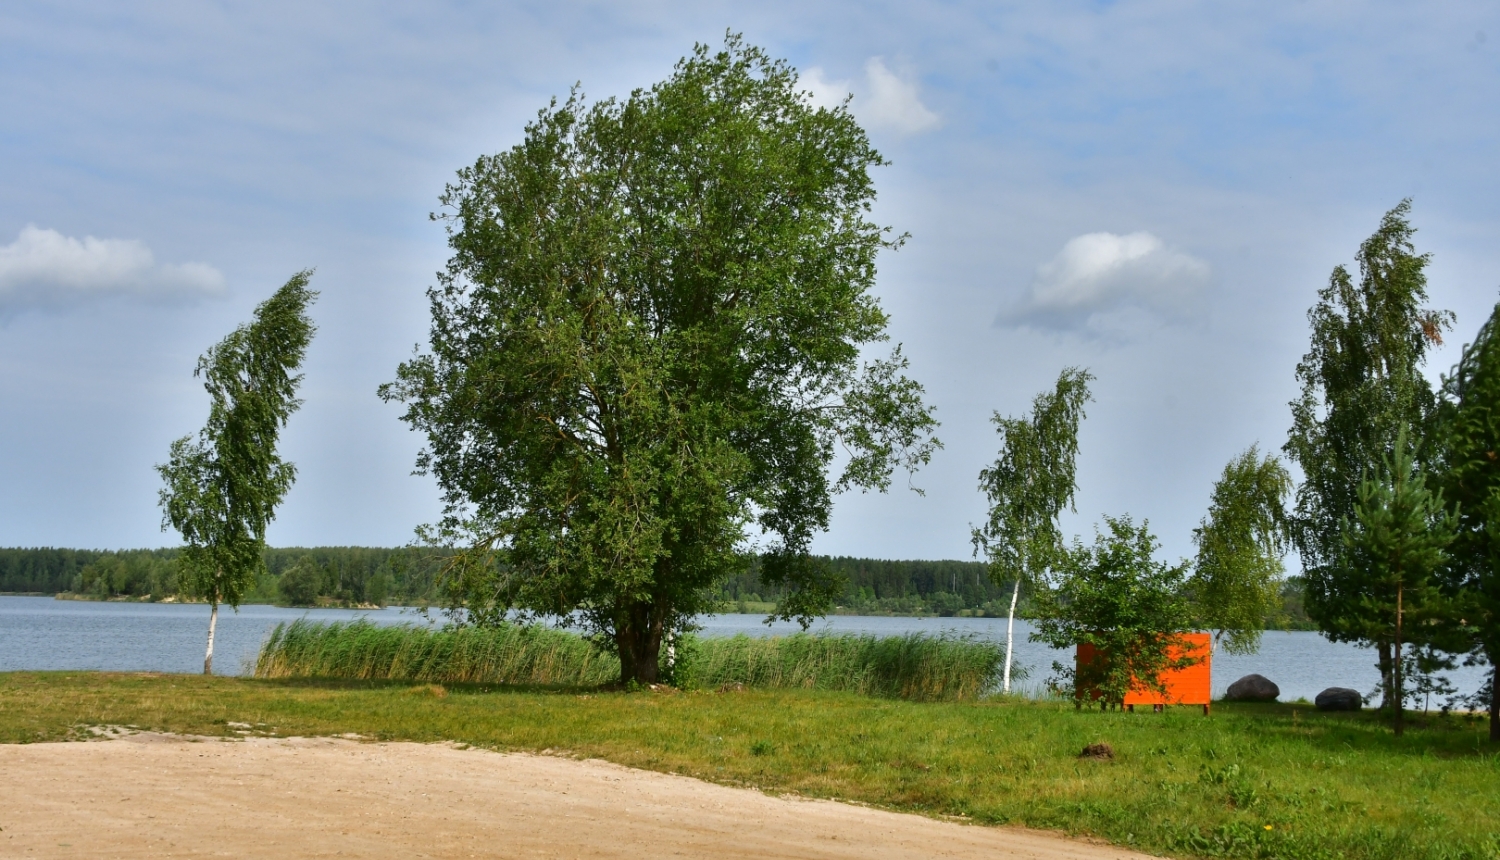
[3,592,1319,629]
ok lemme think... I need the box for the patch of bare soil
[0,731,1157,859]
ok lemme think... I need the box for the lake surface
[0,595,1488,704]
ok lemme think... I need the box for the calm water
[0,595,1488,703]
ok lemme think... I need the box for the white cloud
[800,58,939,135]
[0,225,226,316]
[801,66,851,112]
[860,57,939,134]
[1000,231,1211,331]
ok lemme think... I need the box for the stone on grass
[1315,687,1363,711]
[1078,743,1114,761]
[1225,674,1280,702]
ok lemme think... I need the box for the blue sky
[2,1,1497,563]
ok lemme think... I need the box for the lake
[0,595,1488,705]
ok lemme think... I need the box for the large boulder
[1315,687,1364,711]
[1225,674,1280,702]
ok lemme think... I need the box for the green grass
[256,620,1004,701]
[2,672,1497,860]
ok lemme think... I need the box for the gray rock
[1315,687,1363,711]
[1225,673,1280,702]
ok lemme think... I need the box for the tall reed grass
[255,619,619,687]
[677,632,1004,701]
[255,620,1005,701]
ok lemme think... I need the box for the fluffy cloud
[860,58,939,134]
[801,66,851,112]
[801,58,939,134]
[999,232,1211,331]
[0,225,226,316]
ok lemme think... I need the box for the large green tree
[1189,445,1292,654]
[972,367,1092,692]
[381,37,940,685]
[1284,200,1451,704]
[158,272,317,674]
[1435,298,1500,741]
[1338,431,1457,735]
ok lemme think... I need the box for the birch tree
[158,272,317,673]
[973,367,1092,693]
[1190,445,1293,654]
[1285,199,1451,705]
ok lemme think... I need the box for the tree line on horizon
[0,545,1316,626]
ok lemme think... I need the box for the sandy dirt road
[0,732,1157,859]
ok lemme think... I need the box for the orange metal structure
[1075,632,1213,714]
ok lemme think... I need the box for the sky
[1,1,1497,564]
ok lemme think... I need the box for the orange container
[1075,632,1212,713]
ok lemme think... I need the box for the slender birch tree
[973,367,1093,693]
[158,272,317,673]
[1285,199,1451,705]
[1190,445,1293,654]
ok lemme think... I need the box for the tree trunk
[1393,584,1404,737]
[204,602,219,675]
[1377,641,1394,710]
[1002,578,1021,693]
[615,602,662,686]
[1489,666,1498,743]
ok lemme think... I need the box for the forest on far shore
[0,546,1315,626]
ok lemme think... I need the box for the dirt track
[0,732,1157,859]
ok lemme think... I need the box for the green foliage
[1284,200,1452,698]
[1435,297,1500,739]
[1339,431,1458,734]
[0,546,444,606]
[74,550,180,599]
[1190,445,1293,654]
[1031,515,1200,707]
[0,548,105,593]
[254,620,1003,701]
[157,271,318,613]
[276,556,322,606]
[380,36,938,684]
[263,546,446,606]
[973,367,1093,691]
[1269,577,1320,631]
[972,367,1093,590]
[717,556,1004,616]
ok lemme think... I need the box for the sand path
[0,732,1156,859]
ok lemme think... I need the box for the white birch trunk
[1002,578,1021,693]
[204,603,218,675]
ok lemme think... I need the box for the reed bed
[255,620,1004,701]
[254,619,619,687]
[680,632,1004,701]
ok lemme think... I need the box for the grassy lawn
[2,671,1497,860]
